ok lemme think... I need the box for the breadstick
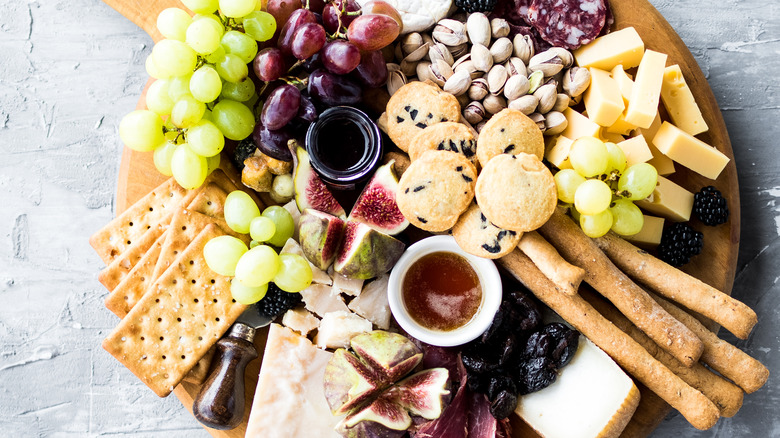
[517,231,585,295]
[582,288,743,417]
[594,232,756,339]
[650,293,769,394]
[498,250,720,430]
[538,209,703,366]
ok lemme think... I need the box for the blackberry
[255,283,302,318]
[232,137,257,171]
[657,223,703,267]
[454,0,498,13]
[694,186,729,226]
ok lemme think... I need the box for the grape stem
[281,76,308,89]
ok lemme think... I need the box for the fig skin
[334,221,405,280]
[298,209,345,271]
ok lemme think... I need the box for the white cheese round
[356,0,453,34]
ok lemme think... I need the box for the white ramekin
[387,235,502,347]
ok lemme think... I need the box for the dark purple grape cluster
[462,289,579,420]
[247,0,400,159]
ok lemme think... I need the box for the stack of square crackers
[91,168,263,397]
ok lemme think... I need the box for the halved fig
[343,392,412,431]
[290,141,346,219]
[389,368,450,419]
[348,160,409,235]
[298,209,345,270]
[350,331,422,382]
[323,348,382,416]
[334,221,405,280]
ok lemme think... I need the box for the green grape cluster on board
[553,136,658,238]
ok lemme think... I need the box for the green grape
[152,39,198,78]
[618,163,658,200]
[216,53,248,83]
[193,13,225,37]
[580,209,614,238]
[221,31,258,64]
[171,95,206,128]
[153,141,179,176]
[249,216,276,242]
[605,142,627,174]
[202,109,213,122]
[182,0,219,14]
[171,143,208,189]
[206,151,221,174]
[190,66,222,103]
[157,8,192,41]
[235,245,280,287]
[219,0,258,18]
[554,169,586,204]
[204,45,226,64]
[220,77,256,102]
[146,79,174,115]
[244,92,260,112]
[262,205,294,247]
[243,11,276,41]
[569,136,609,178]
[168,75,193,101]
[230,278,268,304]
[574,179,613,215]
[249,240,261,248]
[187,119,225,157]
[186,17,223,54]
[203,235,248,276]
[145,54,171,79]
[211,99,255,140]
[119,110,165,152]
[273,254,313,292]
[609,199,644,236]
[225,190,261,234]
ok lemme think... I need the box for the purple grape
[322,0,360,34]
[307,69,362,106]
[253,48,287,82]
[302,51,323,72]
[252,120,294,161]
[297,95,318,123]
[308,0,327,13]
[321,40,361,74]
[261,84,302,130]
[291,23,326,60]
[352,50,388,88]
[347,14,400,52]
[278,8,317,57]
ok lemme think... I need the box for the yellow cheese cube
[661,64,708,136]
[584,68,625,127]
[610,65,634,105]
[545,136,574,169]
[618,135,653,167]
[561,107,601,140]
[634,111,662,142]
[636,176,694,222]
[653,122,730,179]
[606,113,636,135]
[625,50,667,129]
[647,142,675,176]
[624,215,665,248]
[599,129,625,144]
[573,27,645,71]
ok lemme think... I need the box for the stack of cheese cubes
[544,27,730,248]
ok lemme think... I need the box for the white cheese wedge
[332,271,365,297]
[348,275,392,330]
[246,324,342,438]
[300,283,350,317]
[315,311,373,349]
[356,0,451,34]
[515,337,640,438]
[282,307,320,336]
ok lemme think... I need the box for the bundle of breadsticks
[500,208,768,431]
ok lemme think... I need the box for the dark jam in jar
[402,252,482,332]
[315,118,368,172]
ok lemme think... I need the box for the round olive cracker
[408,122,478,166]
[476,108,544,168]
[475,153,556,232]
[387,82,462,153]
[396,150,477,232]
[453,203,522,259]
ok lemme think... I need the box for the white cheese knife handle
[193,323,258,430]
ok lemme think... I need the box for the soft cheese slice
[246,324,342,438]
[515,337,640,438]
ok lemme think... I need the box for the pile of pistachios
[384,12,592,135]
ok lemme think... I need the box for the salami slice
[527,0,607,49]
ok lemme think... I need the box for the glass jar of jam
[305,106,383,190]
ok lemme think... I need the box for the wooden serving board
[105,0,741,436]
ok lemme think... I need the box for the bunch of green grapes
[553,136,658,238]
[118,0,277,190]
[203,191,312,304]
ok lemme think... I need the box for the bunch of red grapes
[249,0,400,160]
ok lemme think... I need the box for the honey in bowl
[401,251,483,332]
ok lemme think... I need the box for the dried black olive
[480,301,508,343]
[518,357,557,395]
[498,332,516,366]
[523,331,552,359]
[487,375,517,402]
[490,390,518,420]
[550,327,580,368]
[462,348,500,374]
[467,372,489,393]
[509,290,542,332]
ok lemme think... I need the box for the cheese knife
[192,307,273,430]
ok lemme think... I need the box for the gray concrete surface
[0,0,776,437]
